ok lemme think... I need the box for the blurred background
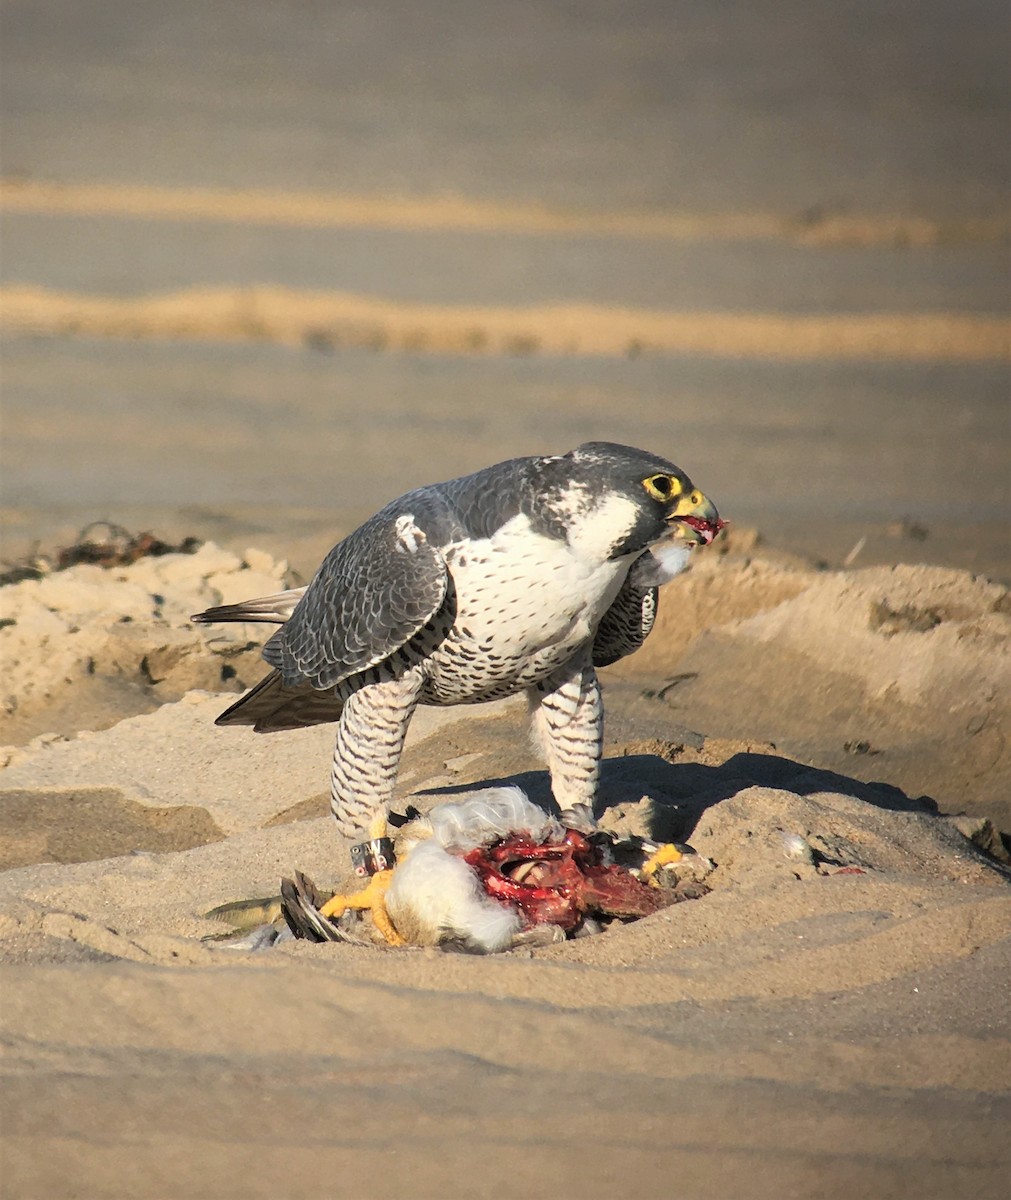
[2,0,1008,579]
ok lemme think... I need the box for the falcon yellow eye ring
[642,473,681,502]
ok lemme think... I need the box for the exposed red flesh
[464,829,667,931]
[678,515,728,546]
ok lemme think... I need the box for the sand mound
[623,560,1011,828]
[0,542,289,745]
[728,563,1009,706]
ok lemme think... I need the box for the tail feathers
[192,587,306,626]
[216,669,344,731]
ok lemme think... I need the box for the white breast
[456,514,632,646]
[422,513,635,703]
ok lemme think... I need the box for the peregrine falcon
[193,442,722,837]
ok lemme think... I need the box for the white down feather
[384,839,521,952]
[385,788,556,951]
[426,786,563,852]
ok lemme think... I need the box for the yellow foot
[641,843,683,885]
[318,869,405,946]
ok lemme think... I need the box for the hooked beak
[665,489,726,547]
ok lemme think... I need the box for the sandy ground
[1,543,1009,1200]
[2,2,1010,1197]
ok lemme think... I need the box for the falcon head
[536,441,724,560]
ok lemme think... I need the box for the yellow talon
[318,868,405,946]
[641,843,683,884]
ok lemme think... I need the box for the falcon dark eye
[643,474,679,502]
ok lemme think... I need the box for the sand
[3,283,1008,362]
[1,541,1009,1200]
[5,178,1008,245]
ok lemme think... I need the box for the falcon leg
[330,669,424,838]
[528,653,603,827]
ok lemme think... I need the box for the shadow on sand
[420,748,938,845]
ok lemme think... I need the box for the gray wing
[592,557,659,668]
[262,495,451,690]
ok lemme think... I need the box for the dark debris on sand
[0,522,203,586]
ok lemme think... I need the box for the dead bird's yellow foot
[639,842,715,901]
[280,809,407,947]
[317,868,405,946]
[313,808,405,945]
[640,842,683,885]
